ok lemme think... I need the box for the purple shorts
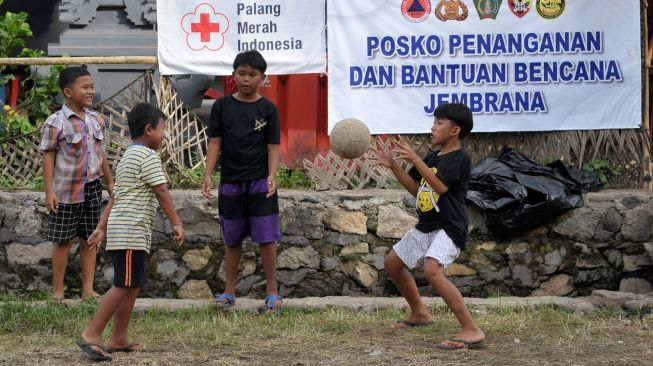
[218,177,280,246]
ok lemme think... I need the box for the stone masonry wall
[0,189,651,300]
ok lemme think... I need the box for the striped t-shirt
[106,144,167,253]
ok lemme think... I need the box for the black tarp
[466,147,601,237]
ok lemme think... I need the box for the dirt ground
[0,305,650,366]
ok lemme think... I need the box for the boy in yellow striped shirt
[75,103,184,361]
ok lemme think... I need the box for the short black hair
[434,103,473,139]
[58,66,91,91]
[127,103,166,139]
[233,50,267,73]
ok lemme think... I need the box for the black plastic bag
[466,147,600,237]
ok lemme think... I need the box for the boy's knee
[424,260,445,281]
[383,253,403,275]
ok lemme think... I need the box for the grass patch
[0,298,651,365]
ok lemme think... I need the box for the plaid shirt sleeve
[39,113,63,152]
[96,114,107,152]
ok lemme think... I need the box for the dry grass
[0,299,651,366]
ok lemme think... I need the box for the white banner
[157,0,326,75]
[327,0,642,134]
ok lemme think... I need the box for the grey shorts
[393,228,461,269]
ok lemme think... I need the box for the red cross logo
[181,3,230,51]
[191,13,220,42]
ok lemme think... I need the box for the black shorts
[47,179,102,244]
[112,249,147,288]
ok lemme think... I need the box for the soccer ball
[330,118,372,159]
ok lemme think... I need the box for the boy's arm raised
[371,141,419,197]
[43,150,58,213]
[202,137,221,198]
[152,183,185,246]
[395,137,449,195]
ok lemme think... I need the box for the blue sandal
[215,293,235,309]
[265,294,283,311]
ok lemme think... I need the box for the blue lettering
[449,35,461,56]
[560,61,574,82]
[350,66,363,87]
[606,60,622,81]
[402,65,415,85]
[367,37,379,58]
[470,93,483,113]
[531,92,547,112]
[515,63,528,83]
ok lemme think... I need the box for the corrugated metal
[258,74,330,167]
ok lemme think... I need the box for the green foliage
[0,10,32,61]
[582,159,621,188]
[167,166,219,189]
[20,63,66,123]
[0,7,64,141]
[276,166,314,189]
[166,166,314,190]
[0,105,36,140]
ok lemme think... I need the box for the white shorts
[393,228,461,269]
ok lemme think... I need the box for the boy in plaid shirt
[39,66,114,301]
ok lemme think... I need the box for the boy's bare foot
[51,289,65,302]
[50,294,65,303]
[107,341,145,353]
[391,312,433,329]
[438,329,485,349]
[82,291,102,300]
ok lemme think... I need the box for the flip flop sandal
[265,294,283,312]
[215,293,235,309]
[76,339,112,361]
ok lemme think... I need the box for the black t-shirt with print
[408,149,471,249]
[208,95,281,183]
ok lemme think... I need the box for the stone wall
[0,189,651,300]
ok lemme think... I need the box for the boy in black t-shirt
[372,103,485,350]
[202,50,283,311]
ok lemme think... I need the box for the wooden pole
[0,56,158,66]
[645,10,649,132]
[644,6,652,188]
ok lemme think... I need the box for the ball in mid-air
[330,118,372,159]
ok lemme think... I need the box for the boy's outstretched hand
[393,136,420,164]
[87,229,105,253]
[370,140,397,168]
[172,224,185,246]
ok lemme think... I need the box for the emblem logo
[508,0,532,18]
[181,3,230,51]
[435,0,468,21]
[472,0,503,20]
[254,118,268,131]
[401,0,431,23]
[536,0,564,19]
